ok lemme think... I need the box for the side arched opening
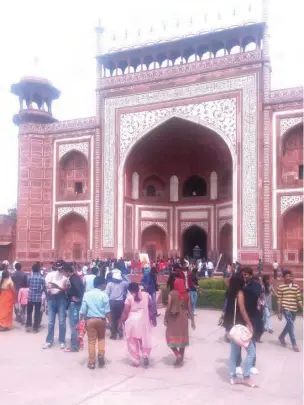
[141,225,167,262]
[57,212,88,262]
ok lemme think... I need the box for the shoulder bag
[229,298,253,348]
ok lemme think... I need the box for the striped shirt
[277,283,302,312]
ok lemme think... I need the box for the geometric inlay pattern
[140,221,168,233]
[58,142,89,159]
[218,218,233,231]
[280,195,303,214]
[180,221,208,233]
[57,206,88,221]
[279,117,303,137]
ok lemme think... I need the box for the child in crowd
[76,320,86,350]
[18,284,29,325]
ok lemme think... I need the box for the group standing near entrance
[0,257,302,389]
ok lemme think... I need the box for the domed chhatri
[11,76,60,125]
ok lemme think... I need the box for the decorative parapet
[269,87,303,105]
[98,51,262,89]
[19,117,97,135]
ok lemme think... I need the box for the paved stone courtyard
[0,309,302,405]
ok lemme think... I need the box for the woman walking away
[119,282,156,367]
[223,273,257,388]
[164,278,195,366]
[262,275,275,333]
[0,270,15,331]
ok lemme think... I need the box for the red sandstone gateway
[6,16,303,281]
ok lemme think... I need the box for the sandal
[230,377,243,385]
[292,345,300,352]
[243,380,258,388]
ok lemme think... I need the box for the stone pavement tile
[0,309,302,405]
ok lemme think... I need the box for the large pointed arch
[120,113,236,172]
[117,115,237,259]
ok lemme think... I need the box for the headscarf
[173,278,188,300]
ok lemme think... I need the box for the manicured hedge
[198,278,227,291]
[197,289,226,309]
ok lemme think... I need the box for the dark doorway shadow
[183,225,207,258]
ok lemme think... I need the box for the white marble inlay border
[102,74,258,253]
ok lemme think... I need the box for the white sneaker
[60,343,65,350]
[236,367,243,375]
[43,343,51,349]
[250,367,259,375]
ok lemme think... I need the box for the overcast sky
[0,0,303,214]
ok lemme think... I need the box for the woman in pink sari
[119,282,156,367]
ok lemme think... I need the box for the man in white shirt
[273,260,279,280]
[207,260,214,278]
[43,260,68,349]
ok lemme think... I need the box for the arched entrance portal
[219,223,233,265]
[183,226,207,259]
[57,213,87,261]
[123,117,233,258]
[282,203,303,262]
[141,225,167,262]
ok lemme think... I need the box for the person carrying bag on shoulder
[223,273,258,388]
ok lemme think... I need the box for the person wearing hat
[105,263,129,340]
[43,260,68,349]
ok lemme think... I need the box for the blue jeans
[189,291,198,313]
[263,306,272,331]
[68,302,81,350]
[46,297,67,345]
[230,340,256,379]
[280,309,297,345]
[150,292,157,308]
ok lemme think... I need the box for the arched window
[142,175,165,198]
[59,151,89,200]
[281,124,303,186]
[132,172,139,199]
[183,175,207,197]
[146,185,156,196]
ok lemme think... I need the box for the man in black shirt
[64,264,84,352]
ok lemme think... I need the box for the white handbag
[229,298,253,348]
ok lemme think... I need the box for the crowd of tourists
[0,257,302,388]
